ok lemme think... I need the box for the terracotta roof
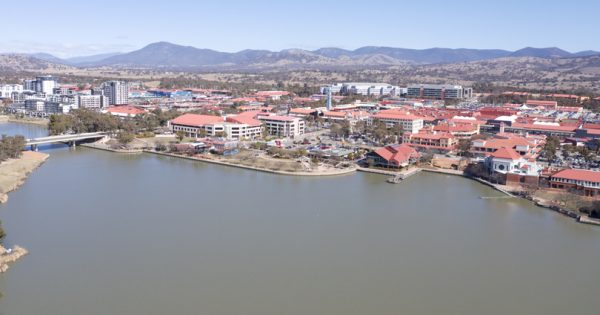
[106,105,145,115]
[407,132,454,140]
[373,111,422,121]
[324,111,347,118]
[373,144,420,165]
[255,91,290,97]
[511,123,577,133]
[434,123,478,133]
[583,123,600,130]
[170,114,224,127]
[551,169,600,183]
[226,115,262,127]
[258,115,297,122]
[525,100,558,107]
[290,108,317,114]
[490,147,522,160]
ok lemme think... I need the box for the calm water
[0,122,599,315]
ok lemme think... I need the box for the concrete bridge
[26,132,108,151]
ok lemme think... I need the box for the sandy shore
[0,245,28,273]
[147,151,356,177]
[0,151,49,204]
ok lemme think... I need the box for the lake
[1,122,599,315]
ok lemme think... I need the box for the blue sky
[1,0,598,57]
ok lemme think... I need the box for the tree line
[0,134,26,163]
[48,108,180,140]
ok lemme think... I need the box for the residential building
[77,95,108,109]
[22,79,36,91]
[257,115,305,138]
[102,81,129,105]
[549,169,600,198]
[407,84,472,99]
[0,84,23,98]
[24,99,45,112]
[34,75,57,95]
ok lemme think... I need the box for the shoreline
[145,150,357,177]
[0,151,49,204]
[0,245,28,273]
[4,116,49,126]
[0,151,47,273]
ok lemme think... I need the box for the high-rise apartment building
[102,81,129,105]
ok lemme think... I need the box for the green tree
[0,220,6,241]
[176,130,186,142]
[543,136,560,161]
[457,139,472,157]
[0,135,26,162]
[117,132,135,145]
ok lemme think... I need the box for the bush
[0,135,26,162]
[0,220,6,241]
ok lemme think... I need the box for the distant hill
[510,47,572,58]
[14,42,600,71]
[28,52,122,66]
[65,52,122,65]
[0,54,76,73]
[78,42,600,70]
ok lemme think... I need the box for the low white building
[485,147,540,176]
[258,115,305,138]
[370,111,424,133]
[170,113,263,140]
[321,83,403,97]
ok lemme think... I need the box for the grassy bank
[0,151,49,203]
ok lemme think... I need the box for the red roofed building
[402,131,458,152]
[525,100,558,110]
[433,122,480,138]
[257,115,305,138]
[371,110,424,133]
[367,144,420,168]
[471,133,545,159]
[105,105,146,118]
[169,113,262,140]
[550,169,600,198]
[255,91,290,100]
[483,146,542,187]
[289,108,318,118]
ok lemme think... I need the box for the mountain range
[20,42,600,71]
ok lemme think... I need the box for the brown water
[0,123,599,315]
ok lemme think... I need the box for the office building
[407,84,472,99]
